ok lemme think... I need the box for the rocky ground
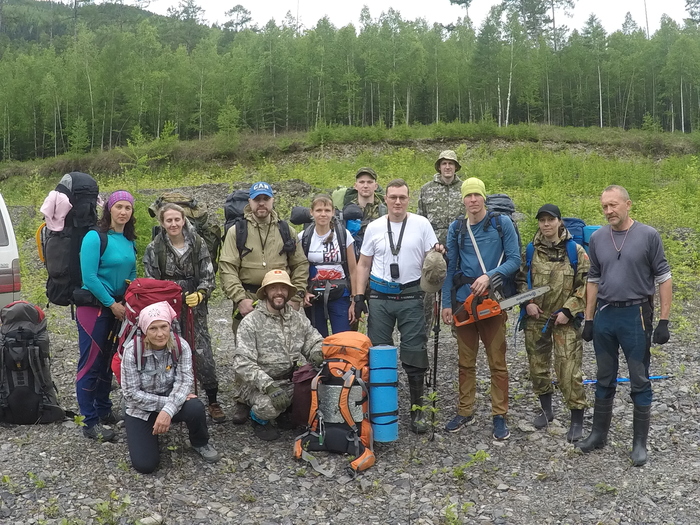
[2,180,700,525]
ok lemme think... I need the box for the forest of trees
[1,0,700,161]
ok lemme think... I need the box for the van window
[0,214,8,247]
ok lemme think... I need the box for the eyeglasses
[386,195,408,202]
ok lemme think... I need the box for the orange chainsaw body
[453,293,502,326]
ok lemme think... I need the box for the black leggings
[124,398,209,474]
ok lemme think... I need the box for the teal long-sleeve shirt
[442,213,521,308]
[80,230,136,307]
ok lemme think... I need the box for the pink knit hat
[107,190,135,210]
[138,301,178,334]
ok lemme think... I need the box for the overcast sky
[148,0,688,35]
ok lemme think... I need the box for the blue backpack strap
[525,242,535,289]
[564,239,578,275]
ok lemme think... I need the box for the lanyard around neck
[387,216,408,257]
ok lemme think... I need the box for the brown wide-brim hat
[256,269,298,301]
[420,250,447,293]
[434,150,462,173]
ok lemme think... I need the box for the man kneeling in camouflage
[232,269,324,441]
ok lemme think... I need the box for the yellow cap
[461,177,486,200]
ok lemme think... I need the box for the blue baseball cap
[250,181,274,199]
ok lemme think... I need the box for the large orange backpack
[294,331,375,476]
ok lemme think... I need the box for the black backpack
[223,188,296,259]
[43,172,101,306]
[0,301,65,425]
[148,192,222,274]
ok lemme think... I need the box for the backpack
[294,332,375,477]
[148,192,222,274]
[0,301,65,424]
[562,217,600,254]
[222,188,296,259]
[111,278,187,385]
[42,172,100,306]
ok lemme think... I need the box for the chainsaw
[453,286,551,327]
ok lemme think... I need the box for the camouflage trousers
[178,305,218,393]
[524,317,586,410]
[234,379,294,422]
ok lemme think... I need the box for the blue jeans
[76,306,116,427]
[592,300,653,406]
[306,296,351,338]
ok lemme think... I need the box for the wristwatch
[353,294,365,303]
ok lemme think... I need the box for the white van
[0,193,21,308]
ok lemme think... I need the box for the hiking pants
[593,300,653,406]
[240,380,294,422]
[306,295,352,338]
[76,306,115,428]
[524,317,586,410]
[454,312,509,416]
[124,398,209,474]
[367,290,428,370]
[179,305,218,393]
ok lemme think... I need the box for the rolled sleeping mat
[369,345,399,442]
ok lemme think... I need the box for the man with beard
[232,269,323,441]
[576,185,672,466]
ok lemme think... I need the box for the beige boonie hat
[257,269,298,300]
[420,250,447,293]
[435,150,462,173]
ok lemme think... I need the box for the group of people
[71,149,672,473]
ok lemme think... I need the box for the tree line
[0,0,699,161]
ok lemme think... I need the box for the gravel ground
[2,182,700,524]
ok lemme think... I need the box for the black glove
[581,320,594,342]
[652,320,670,345]
[265,385,290,412]
[354,295,368,319]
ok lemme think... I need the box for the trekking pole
[429,290,441,442]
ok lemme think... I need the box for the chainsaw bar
[498,286,551,310]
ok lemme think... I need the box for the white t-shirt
[361,213,437,284]
[298,227,354,280]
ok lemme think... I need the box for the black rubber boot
[230,402,250,425]
[575,397,614,453]
[533,393,554,429]
[566,409,585,443]
[630,404,651,466]
[408,375,429,434]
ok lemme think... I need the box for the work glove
[309,352,324,368]
[354,294,368,320]
[185,291,204,307]
[652,320,670,345]
[581,320,594,342]
[265,385,290,412]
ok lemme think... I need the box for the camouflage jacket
[417,174,463,245]
[515,229,589,318]
[219,207,309,305]
[233,300,323,392]
[143,221,215,297]
[344,191,387,239]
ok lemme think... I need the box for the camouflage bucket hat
[257,269,298,300]
[420,250,447,293]
[435,150,462,173]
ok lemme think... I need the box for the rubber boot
[533,393,554,429]
[566,409,585,443]
[408,375,429,434]
[630,404,651,467]
[575,397,614,453]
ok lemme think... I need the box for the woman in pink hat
[121,301,221,473]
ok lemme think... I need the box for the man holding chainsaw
[515,204,589,443]
[575,185,671,467]
[441,177,521,440]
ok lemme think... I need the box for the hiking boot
[492,415,510,440]
[630,404,651,467]
[575,397,614,453]
[444,414,474,433]
[276,410,296,431]
[567,409,585,443]
[99,409,122,425]
[83,423,116,442]
[208,402,226,424]
[408,374,430,434]
[230,402,250,425]
[533,393,554,429]
[252,420,281,441]
[193,443,222,463]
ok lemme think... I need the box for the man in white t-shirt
[352,179,443,434]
